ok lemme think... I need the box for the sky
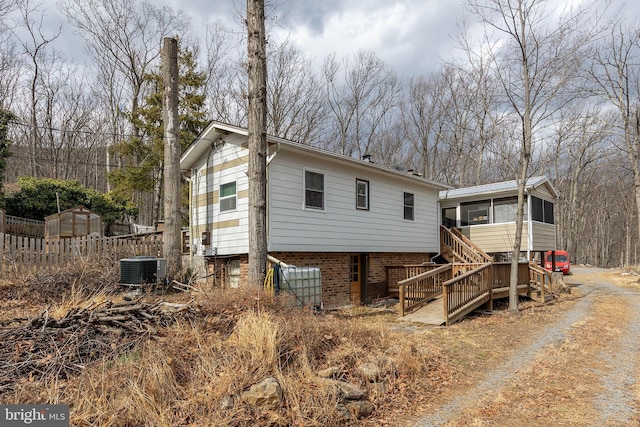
[23,0,640,79]
[34,0,468,78]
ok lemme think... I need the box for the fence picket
[0,233,164,272]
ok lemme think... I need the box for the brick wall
[204,251,434,309]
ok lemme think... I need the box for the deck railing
[398,264,452,316]
[386,264,440,298]
[443,262,492,325]
[529,264,552,301]
[440,225,492,263]
[449,227,493,262]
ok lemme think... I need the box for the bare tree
[466,0,597,311]
[323,50,400,159]
[247,0,267,287]
[12,0,61,178]
[267,41,327,144]
[162,37,181,281]
[586,21,640,257]
[403,73,448,181]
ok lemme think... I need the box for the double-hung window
[356,179,369,210]
[219,181,237,212]
[304,170,325,209]
[403,191,414,221]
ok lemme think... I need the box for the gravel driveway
[415,267,640,426]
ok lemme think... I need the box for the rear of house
[180,121,449,308]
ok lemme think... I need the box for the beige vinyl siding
[532,185,554,201]
[267,150,440,253]
[190,142,249,256]
[460,223,530,253]
[531,222,556,251]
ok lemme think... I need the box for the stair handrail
[443,262,492,325]
[449,226,493,262]
[398,264,452,316]
[440,225,492,263]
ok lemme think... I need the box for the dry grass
[0,266,454,426]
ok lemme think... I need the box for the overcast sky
[30,0,640,78]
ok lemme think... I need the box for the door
[350,254,361,304]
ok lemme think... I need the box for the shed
[45,206,103,239]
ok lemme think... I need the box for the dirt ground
[400,266,640,426]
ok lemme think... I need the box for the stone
[345,400,375,419]
[335,403,351,421]
[219,395,234,410]
[357,362,381,382]
[328,380,366,401]
[242,377,283,409]
[317,366,342,379]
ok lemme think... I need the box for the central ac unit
[120,257,158,286]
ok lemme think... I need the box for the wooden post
[162,37,182,281]
[399,284,405,317]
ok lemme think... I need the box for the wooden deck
[399,295,445,325]
[393,227,555,325]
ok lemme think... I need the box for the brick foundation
[203,252,434,309]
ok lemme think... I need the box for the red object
[544,250,571,275]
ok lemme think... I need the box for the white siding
[267,150,440,253]
[190,141,249,256]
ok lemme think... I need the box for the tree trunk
[246,0,268,287]
[162,37,182,281]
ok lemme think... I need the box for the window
[532,196,554,224]
[356,179,369,210]
[304,170,324,209]
[220,181,237,212]
[494,197,516,223]
[461,200,490,226]
[544,199,554,224]
[531,196,544,222]
[403,192,414,220]
[442,207,456,228]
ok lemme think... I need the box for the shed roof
[439,176,558,200]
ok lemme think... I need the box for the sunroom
[439,176,558,261]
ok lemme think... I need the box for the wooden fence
[0,232,163,271]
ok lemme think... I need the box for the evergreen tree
[109,42,208,224]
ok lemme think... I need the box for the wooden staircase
[396,227,555,325]
[439,225,493,264]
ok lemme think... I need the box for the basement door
[350,254,363,304]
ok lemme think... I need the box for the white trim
[303,167,326,211]
[402,189,415,221]
[355,178,369,210]
[219,180,237,213]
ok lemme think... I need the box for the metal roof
[439,176,557,200]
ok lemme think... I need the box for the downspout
[265,143,280,256]
[185,176,193,262]
[527,192,533,260]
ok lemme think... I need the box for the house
[438,177,558,261]
[179,121,559,310]
[179,121,449,308]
